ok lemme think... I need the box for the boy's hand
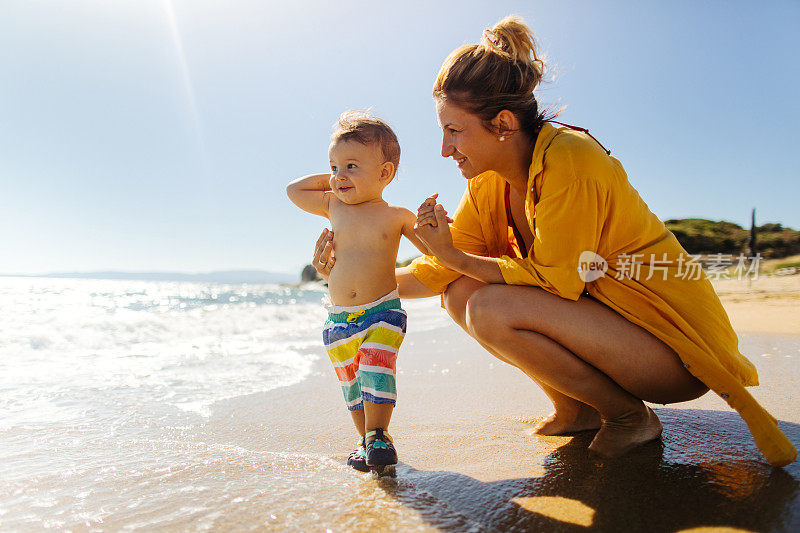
[313,228,335,281]
[415,194,452,228]
[415,203,457,262]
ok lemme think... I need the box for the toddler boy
[286,110,429,472]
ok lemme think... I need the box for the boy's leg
[364,401,392,432]
[363,402,397,467]
[356,306,405,429]
[357,350,397,465]
[357,307,404,466]
[350,407,366,438]
[357,349,399,433]
[324,315,384,471]
[346,406,369,472]
[323,319,367,432]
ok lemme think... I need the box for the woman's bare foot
[588,405,662,458]
[532,405,601,436]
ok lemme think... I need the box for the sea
[0,276,454,531]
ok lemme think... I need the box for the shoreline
[3,276,798,530]
[207,275,800,530]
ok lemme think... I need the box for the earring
[499,136,505,142]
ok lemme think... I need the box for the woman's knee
[464,285,507,342]
[443,277,485,329]
[442,286,467,326]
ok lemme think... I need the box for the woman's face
[436,98,499,179]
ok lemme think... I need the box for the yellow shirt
[410,122,796,466]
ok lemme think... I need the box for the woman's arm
[415,203,504,284]
[433,248,504,284]
[396,266,438,298]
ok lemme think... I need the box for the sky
[1,0,798,276]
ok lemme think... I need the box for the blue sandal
[365,428,397,466]
[347,438,369,472]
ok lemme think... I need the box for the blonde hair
[331,110,401,175]
[433,15,550,137]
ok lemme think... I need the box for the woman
[313,16,795,466]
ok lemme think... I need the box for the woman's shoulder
[545,125,614,168]
[536,123,622,195]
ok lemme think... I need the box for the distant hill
[664,219,800,258]
[1,270,296,284]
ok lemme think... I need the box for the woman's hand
[414,196,457,262]
[312,228,335,281]
[415,193,452,228]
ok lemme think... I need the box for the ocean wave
[0,278,328,424]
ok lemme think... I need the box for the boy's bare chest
[329,204,401,250]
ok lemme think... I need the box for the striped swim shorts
[322,289,407,411]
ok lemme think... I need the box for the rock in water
[301,264,321,282]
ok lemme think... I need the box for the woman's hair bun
[481,15,544,89]
[433,14,552,138]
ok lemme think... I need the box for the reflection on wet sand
[379,409,800,532]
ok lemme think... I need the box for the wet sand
[210,276,800,532]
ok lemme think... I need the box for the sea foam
[0,277,327,424]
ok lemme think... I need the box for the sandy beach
[712,275,800,336]
[194,275,800,532]
[4,277,796,531]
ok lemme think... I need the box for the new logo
[577,251,608,282]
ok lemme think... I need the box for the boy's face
[328,140,393,205]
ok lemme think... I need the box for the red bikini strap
[548,120,611,155]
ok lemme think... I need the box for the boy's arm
[286,173,333,217]
[400,208,433,256]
